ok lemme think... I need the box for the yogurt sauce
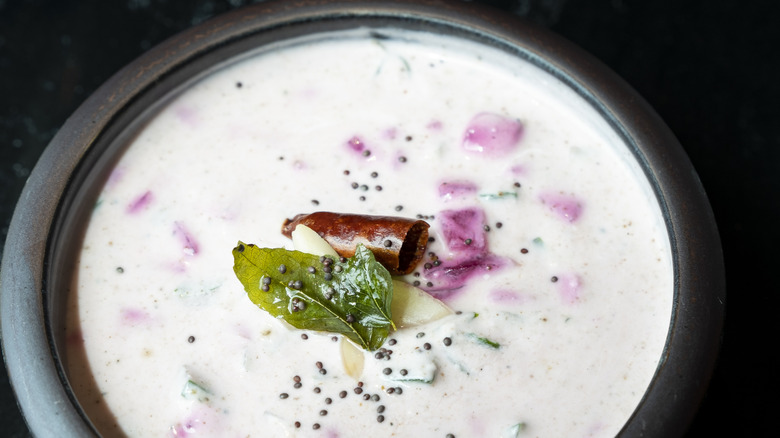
[65,28,673,437]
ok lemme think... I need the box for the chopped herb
[232,242,395,351]
[504,422,527,437]
[387,370,436,384]
[479,191,518,200]
[467,333,500,349]
[181,379,211,403]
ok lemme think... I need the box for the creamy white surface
[65,29,673,437]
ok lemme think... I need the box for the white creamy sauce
[65,29,673,437]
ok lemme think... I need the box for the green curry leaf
[232,242,395,351]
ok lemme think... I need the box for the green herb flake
[479,191,518,200]
[504,422,527,437]
[232,242,395,351]
[467,333,501,349]
[181,380,211,403]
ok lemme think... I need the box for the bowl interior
[2,2,724,437]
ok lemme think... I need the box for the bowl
[0,1,724,436]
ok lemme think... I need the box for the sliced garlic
[340,337,365,380]
[291,224,339,258]
[391,279,453,328]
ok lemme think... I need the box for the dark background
[1,0,777,436]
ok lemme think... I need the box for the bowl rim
[0,0,725,436]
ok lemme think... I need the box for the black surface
[1,0,777,437]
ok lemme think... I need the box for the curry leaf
[232,242,395,351]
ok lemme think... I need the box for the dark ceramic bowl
[0,1,724,436]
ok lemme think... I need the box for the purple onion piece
[462,112,523,156]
